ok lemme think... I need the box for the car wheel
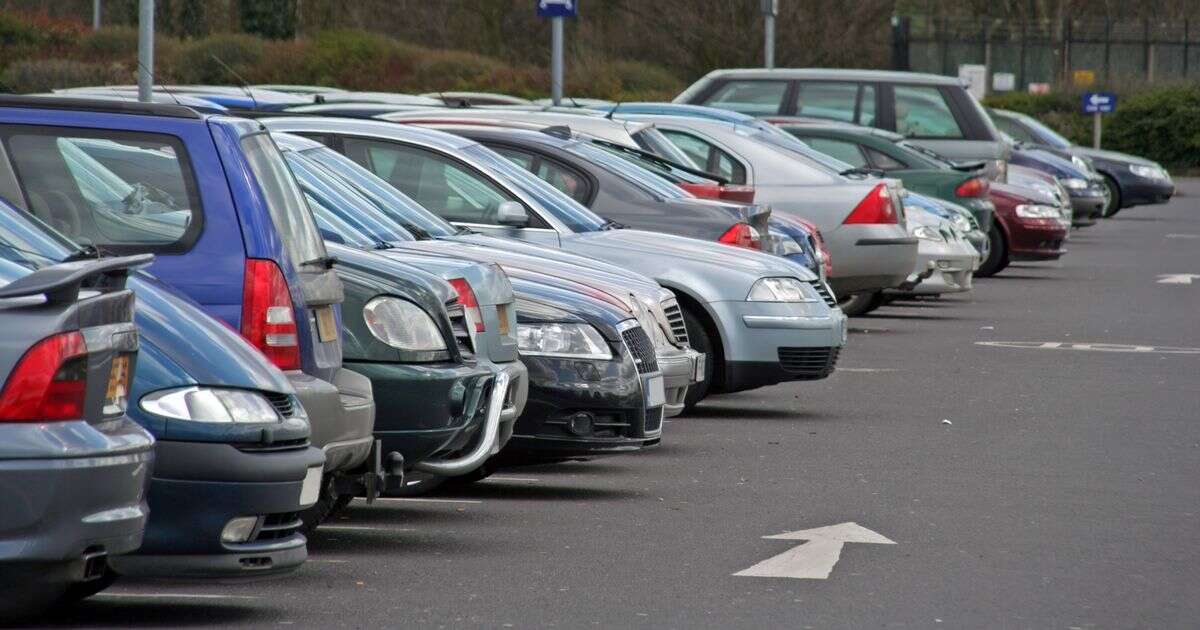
[680,307,714,412]
[1101,174,1122,217]
[838,291,884,316]
[59,568,119,604]
[976,225,1009,277]
[299,475,343,536]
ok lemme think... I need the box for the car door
[334,136,562,246]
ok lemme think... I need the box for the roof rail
[0,95,202,119]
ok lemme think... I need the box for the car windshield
[631,127,701,168]
[0,198,77,271]
[1017,114,1073,149]
[298,144,457,238]
[284,152,415,248]
[748,128,854,173]
[463,144,608,232]
[563,140,690,199]
[240,133,330,267]
[594,141,713,184]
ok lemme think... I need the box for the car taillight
[719,185,756,203]
[677,182,721,199]
[448,278,484,333]
[842,183,898,225]
[718,223,761,250]
[0,331,88,422]
[955,177,989,198]
[241,259,301,371]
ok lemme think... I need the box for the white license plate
[644,374,665,408]
[693,353,706,382]
[298,466,323,508]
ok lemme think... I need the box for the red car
[978,182,1071,277]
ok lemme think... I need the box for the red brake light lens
[718,223,762,250]
[955,177,989,198]
[677,182,721,199]
[241,259,301,371]
[0,331,88,422]
[719,185,756,203]
[448,278,485,333]
[843,183,898,225]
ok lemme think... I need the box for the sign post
[537,0,578,106]
[1082,91,1116,149]
[761,0,778,69]
[137,0,153,103]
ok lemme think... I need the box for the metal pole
[93,0,101,30]
[137,0,154,103]
[1093,112,1101,149]
[764,13,775,68]
[550,16,563,106]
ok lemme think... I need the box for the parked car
[608,113,917,314]
[421,92,534,106]
[0,96,379,532]
[0,201,323,589]
[0,247,153,620]
[253,84,349,96]
[262,117,846,408]
[999,133,1108,226]
[989,108,1175,216]
[891,196,980,297]
[979,181,1071,277]
[675,68,1010,180]
[54,85,309,112]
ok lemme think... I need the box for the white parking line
[318,525,415,532]
[307,558,350,563]
[367,497,482,504]
[95,592,259,600]
[837,367,899,372]
[483,476,540,483]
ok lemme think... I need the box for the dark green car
[770,119,995,236]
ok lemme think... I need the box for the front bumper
[1069,191,1106,225]
[826,224,918,295]
[888,238,979,296]
[287,368,375,474]
[111,439,325,579]
[1119,175,1175,207]
[1004,216,1070,260]
[657,346,703,418]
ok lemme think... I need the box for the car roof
[260,115,478,151]
[769,117,904,141]
[696,68,964,86]
[0,94,203,119]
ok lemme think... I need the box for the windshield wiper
[600,218,626,231]
[839,167,884,178]
[301,254,338,269]
[455,226,476,236]
[61,244,105,262]
[373,241,395,251]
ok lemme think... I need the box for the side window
[805,138,868,168]
[1,128,202,253]
[342,137,521,225]
[863,146,907,171]
[994,116,1036,143]
[700,80,789,116]
[859,85,877,126]
[893,86,965,138]
[491,146,592,204]
[659,130,748,185]
[240,133,328,267]
[795,82,860,123]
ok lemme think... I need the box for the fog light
[936,260,953,270]
[566,412,594,436]
[221,516,260,543]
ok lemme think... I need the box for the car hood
[372,247,514,306]
[1072,146,1157,167]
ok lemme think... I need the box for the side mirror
[496,201,530,227]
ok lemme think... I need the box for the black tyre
[1101,174,1122,217]
[975,224,1009,277]
[680,307,714,412]
[838,291,884,316]
[299,474,342,537]
[58,569,119,605]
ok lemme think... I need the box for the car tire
[680,307,714,412]
[299,475,343,536]
[838,291,884,316]
[58,568,119,604]
[1101,174,1122,217]
[975,225,1009,277]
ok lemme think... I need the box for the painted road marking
[1165,234,1200,239]
[358,497,482,505]
[318,525,415,533]
[976,341,1200,354]
[95,592,260,600]
[734,522,895,580]
[837,367,900,373]
[1157,274,1200,284]
[483,476,540,483]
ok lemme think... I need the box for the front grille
[236,438,310,453]
[661,300,689,346]
[447,302,474,357]
[252,512,302,542]
[264,391,295,418]
[807,280,837,308]
[778,346,840,380]
[621,326,659,374]
[644,407,663,434]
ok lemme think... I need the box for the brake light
[719,185,756,203]
[718,223,761,250]
[955,177,989,198]
[0,331,88,422]
[448,278,485,333]
[677,182,721,199]
[842,183,898,225]
[241,259,301,371]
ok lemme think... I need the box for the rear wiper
[61,244,104,262]
[839,167,884,178]
[302,255,338,269]
[373,241,395,251]
[455,226,477,235]
[600,218,626,230]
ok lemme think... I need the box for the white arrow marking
[1157,274,1200,284]
[1089,94,1108,106]
[734,522,895,580]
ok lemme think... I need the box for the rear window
[240,133,328,268]
[795,82,859,122]
[701,80,789,116]
[0,127,202,253]
[893,86,965,139]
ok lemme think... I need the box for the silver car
[891,203,980,297]
[262,117,847,409]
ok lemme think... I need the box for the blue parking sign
[1082,92,1117,114]
[537,0,577,18]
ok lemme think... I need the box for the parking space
[34,182,1200,629]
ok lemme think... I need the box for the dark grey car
[0,254,154,620]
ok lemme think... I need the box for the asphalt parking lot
[37,181,1200,629]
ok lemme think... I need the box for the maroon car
[977,182,1070,277]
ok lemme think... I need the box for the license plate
[693,353,706,382]
[298,466,323,507]
[103,354,131,415]
[315,306,338,343]
[496,303,511,336]
[643,374,665,408]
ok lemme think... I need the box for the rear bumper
[888,239,978,295]
[826,226,918,295]
[1119,177,1175,207]
[287,368,375,473]
[112,439,324,579]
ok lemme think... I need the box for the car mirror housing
[496,201,530,227]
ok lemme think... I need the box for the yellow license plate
[315,306,338,343]
[496,304,510,336]
[104,354,131,413]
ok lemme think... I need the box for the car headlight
[517,323,612,360]
[950,214,972,233]
[362,296,446,351]
[141,387,283,423]
[1014,204,1061,218]
[747,277,815,302]
[1061,177,1089,190]
[1071,155,1095,175]
[1129,164,1167,180]
[912,225,944,241]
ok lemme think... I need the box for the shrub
[1105,84,1200,170]
[0,58,127,93]
[79,26,140,59]
[172,33,265,84]
[301,29,417,88]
